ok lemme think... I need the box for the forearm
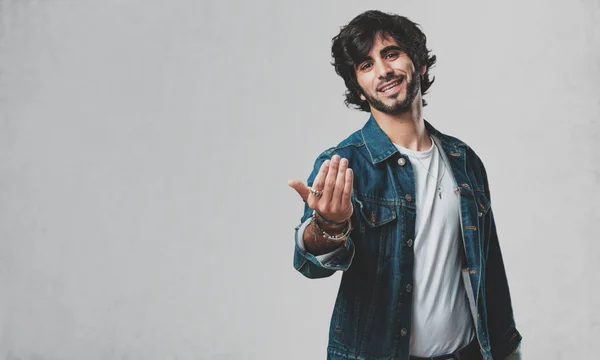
[303,218,347,256]
[293,215,355,278]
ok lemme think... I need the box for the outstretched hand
[288,155,354,223]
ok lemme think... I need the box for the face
[354,33,424,114]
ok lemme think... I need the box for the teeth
[381,80,401,92]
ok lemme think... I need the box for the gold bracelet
[312,211,352,242]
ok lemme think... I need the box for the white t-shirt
[393,136,474,356]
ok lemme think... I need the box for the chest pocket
[354,196,397,228]
[352,196,398,263]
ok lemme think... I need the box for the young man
[288,10,522,360]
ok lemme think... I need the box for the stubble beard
[362,70,421,115]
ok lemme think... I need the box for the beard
[361,69,421,115]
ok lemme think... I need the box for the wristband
[311,211,352,243]
[313,210,347,227]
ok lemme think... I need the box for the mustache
[378,74,406,87]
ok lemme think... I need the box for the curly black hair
[331,10,437,112]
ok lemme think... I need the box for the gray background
[0,0,598,359]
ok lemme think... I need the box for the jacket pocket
[353,196,398,260]
[355,197,397,228]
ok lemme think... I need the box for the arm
[299,213,350,256]
[480,157,522,359]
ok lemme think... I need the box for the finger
[310,159,330,192]
[331,157,348,209]
[340,168,353,213]
[322,155,340,204]
[307,159,330,206]
[287,179,310,201]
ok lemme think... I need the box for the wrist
[311,211,352,244]
[319,221,345,233]
[313,210,348,228]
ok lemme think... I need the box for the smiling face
[354,33,423,115]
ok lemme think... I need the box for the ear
[420,64,427,76]
[360,93,366,101]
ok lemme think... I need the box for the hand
[288,155,354,223]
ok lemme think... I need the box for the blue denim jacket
[293,115,522,360]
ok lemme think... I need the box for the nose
[375,60,393,79]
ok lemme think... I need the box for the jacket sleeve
[292,151,356,279]
[505,346,522,360]
[479,157,523,359]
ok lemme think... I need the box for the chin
[386,93,405,103]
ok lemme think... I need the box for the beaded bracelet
[312,211,352,242]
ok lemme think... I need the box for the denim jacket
[293,115,522,360]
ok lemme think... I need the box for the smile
[378,79,403,94]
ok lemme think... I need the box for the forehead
[368,33,402,54]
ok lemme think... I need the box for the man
[287,10,522,360]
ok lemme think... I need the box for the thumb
[287,179,310,202]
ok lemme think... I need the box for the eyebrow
[355,45,404,68]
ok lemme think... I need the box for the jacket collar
[360,113,465,165]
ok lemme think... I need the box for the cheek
[357,73,375,90]
[355,78,370,97]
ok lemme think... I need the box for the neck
[370,94,431,151]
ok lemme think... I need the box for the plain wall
[0,0,598,359]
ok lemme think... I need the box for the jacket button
[401,328,408,336]
[478,212,483,217]
[405,194,412,201]
[406,284,412,292]
[397,157,407,166]
[407,239,413,247]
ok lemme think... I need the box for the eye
[385,52,400,59]
[360,62,373,71]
